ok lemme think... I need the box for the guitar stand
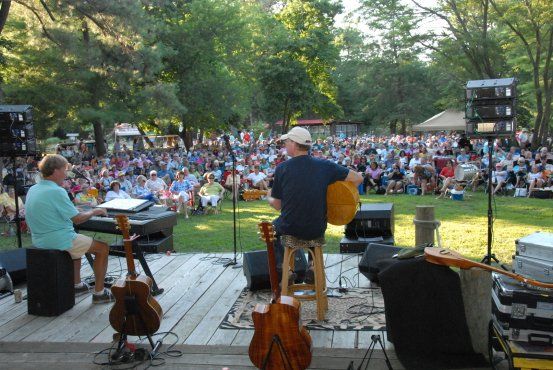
[261,334,294,370]
[112,296,162,363]
[354,334,392,370]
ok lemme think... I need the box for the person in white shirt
[104,181,131,202]
[527,165,545,198]
[408,154,422,171]
[492,163,508,195]
[145,170,167,195]
[246,166,269,190]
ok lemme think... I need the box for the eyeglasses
[151,174,157,176]
[208,176,215,179]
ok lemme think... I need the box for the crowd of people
[1,129,552,225]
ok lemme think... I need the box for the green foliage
[257,0,342,132]
[0,0,551,139]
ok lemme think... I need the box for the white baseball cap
[280,127,312,146]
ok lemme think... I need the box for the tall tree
[153,0,259,148]
[411,0,506,79]
[489,0,553,147]
[359,0,436,134]
[3,0,177,155]
[257,0,342,133]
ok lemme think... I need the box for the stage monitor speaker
[340,236,395,254]
[0,248,27,284]
[0,105,36,156]
[345,203,394,239]
[358,243,402,283]
[27,248,75,316]
[243,249,308,291]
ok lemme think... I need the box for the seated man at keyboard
[25,154,114,304]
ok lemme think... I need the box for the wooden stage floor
[0,253,402,368]
[0,252,490,369]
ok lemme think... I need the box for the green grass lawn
[1,193,551,264]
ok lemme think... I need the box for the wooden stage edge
[0,341,402,370]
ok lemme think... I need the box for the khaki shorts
[67,234,94,259]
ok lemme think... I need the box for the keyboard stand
[85,243,164,296]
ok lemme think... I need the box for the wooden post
[414,206,435,245]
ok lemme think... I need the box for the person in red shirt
[436,160,456,199]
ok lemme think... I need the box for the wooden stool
[280,235,328,320]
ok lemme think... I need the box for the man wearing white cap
[267,127,363,282]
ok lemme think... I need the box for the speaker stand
[355,334,393,370]
[111,297,162,362]
[260,334,294,370]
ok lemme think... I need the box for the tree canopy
[0,0,550,148]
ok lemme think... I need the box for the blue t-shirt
[25,180,79,250]
[271,155,349,240]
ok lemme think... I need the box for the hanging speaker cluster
[0,105,37,157]
[465,78,517,137]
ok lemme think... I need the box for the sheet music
[97,198,151,212]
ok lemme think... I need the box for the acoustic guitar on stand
[425,247,553,289]
[248,221,312,370]
[110,215,163,336]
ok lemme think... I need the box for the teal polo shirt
[25,180,79,250]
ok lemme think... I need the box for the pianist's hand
[93,208,108,217]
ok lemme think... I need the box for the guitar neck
[115,215,138,277]
[425,247,553,289]
[266,239,280,302]
[123,237,137,277]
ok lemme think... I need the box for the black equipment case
[491,272,553,344]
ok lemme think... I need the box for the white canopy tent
[412,110,466,132]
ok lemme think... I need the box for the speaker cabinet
[358,243,402,283]
[345,203,394,239]
[27,248,75,316]
[243,249,308,291]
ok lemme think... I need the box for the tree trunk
[389,120,397,134]
[179,121,193,151]
[198,128,204,144]
[0,0,11,35]
[400,119,406,135]
[281,98,290,134]
[93,121,106,157]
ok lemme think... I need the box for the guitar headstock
[258,221,276,244]
[114,214,131,238]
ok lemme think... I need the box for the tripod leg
[357,338,376,370]
[375,336,393,370]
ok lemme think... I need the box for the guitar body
[109,215,163,338]
[327,181,359,226]
[249,296,312,370]
[109,274,163,336]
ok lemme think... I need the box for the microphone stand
[11,155,22,249]
[223,135,240,268]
